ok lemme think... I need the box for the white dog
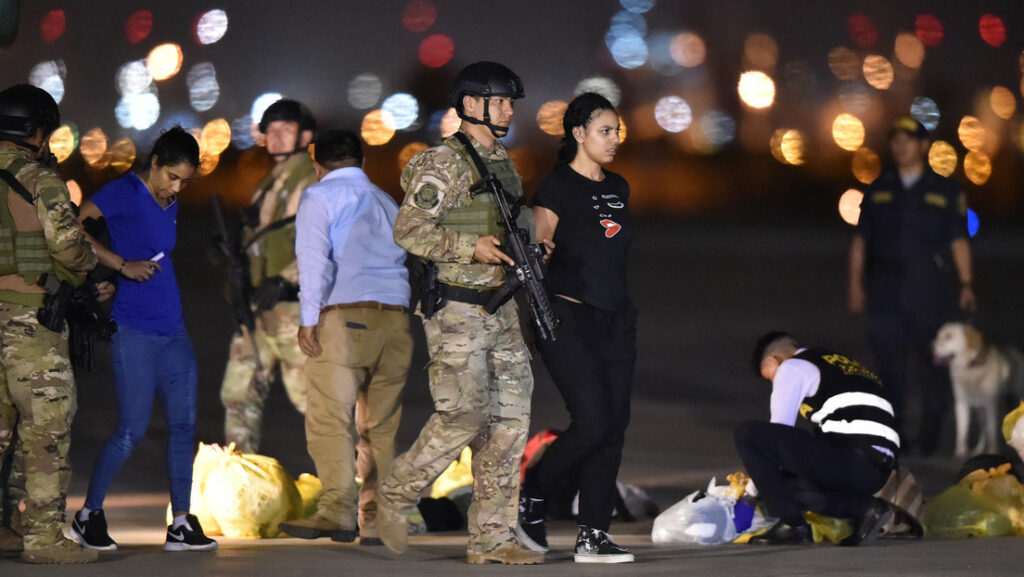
[932,322,1024,458]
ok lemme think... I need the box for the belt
[438,283,498,307]
[852,446,896,472]
[322,301,407,313]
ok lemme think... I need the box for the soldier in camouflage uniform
[376,62,542,565]
[0,84,99,564]
[221,99,317,453]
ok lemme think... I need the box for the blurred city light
[654,96,692,132]
[964,150,992,185]
[989,86,1016,119]
[419,34,454,68]
[701,111,736,146]
[201,118,232,156]
[979,14,1007,48]
[670,32,706,68]
[537,101,568,136]
[838,82,871,116]
[40,10,66,43]
[80,128,110,169]
[910,97,940,131]
[574,77,622,107]
[957,116,986,151]
[117,60,153,95]
[49,124,78,163]
[398,142,428,172]
[770,129,804,165]
[348,74,382,109]
[832,113,864,151]
[147,43,184,81]
[828,47,861,80]
[29,60,66,104]
[621,0,655,14]
[66,180,82,206]
[848,14,878,48]
[838,188,863,225]
[115,92,161,130]
[110,138,137,173]
[744,33,778,72]
[125,10,153,44]
[606,11,649,69]
[851,147,881,184]
[231,116,255,149]
[187,63,220,112]
[361,109,396,145]
[198,153,220,176]
[250,93,283,126]
[928,140,958,176]
[737,71,774,109]
[195,9,229,45]
[967,208,980,237]
[915,14,944,47]
[440,107,460,138]
[403,1,437,33]
[894,33,925,69]
[862,55,894,90]
[648,33,683,76]
[382,93,419,130]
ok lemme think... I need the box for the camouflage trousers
[221,301,307,453]
[0,301,76,550]
[378,299,533,554]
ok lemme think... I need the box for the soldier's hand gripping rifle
[210,194,263,371]
[471,173,559,341]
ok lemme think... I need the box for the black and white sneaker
[70,509,117,551]
[163,514,218,552]
[514,495,548,553]
[573,526,634,564]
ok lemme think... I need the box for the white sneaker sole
[574,552,635,564]
[163,541,219,552]
[69,526,117,551]
[514,524,549,553]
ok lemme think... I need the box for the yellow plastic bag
[805,511,853,544]
[294,473,323,520]
[430,447,473,499]
[922,484,1012,538]
[959,464,1024,535]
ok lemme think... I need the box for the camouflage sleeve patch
[414,183,440,210]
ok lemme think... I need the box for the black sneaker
[514,495,548,553]
[573,526,634,564]
[70,510,117,551]
[163,514,218,552]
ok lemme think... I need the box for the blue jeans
[85,325,197,513]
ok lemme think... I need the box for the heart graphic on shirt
[600,219,621,238]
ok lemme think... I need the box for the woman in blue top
[69,127,217,553]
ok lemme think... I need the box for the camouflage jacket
[394,132,522,289]
[244,151,316,285]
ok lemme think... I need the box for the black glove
[253,276,297,312]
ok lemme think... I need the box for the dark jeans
[734,421,892,526]
[85,325,198,513]
[529,298,636,531]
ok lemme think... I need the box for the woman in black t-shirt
[515,93,637,564]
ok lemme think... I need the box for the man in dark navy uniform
[848,117,975,456]
[735,332,899,546]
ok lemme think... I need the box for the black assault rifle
[210,194,263,371]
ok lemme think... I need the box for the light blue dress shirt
[296,166,409,327]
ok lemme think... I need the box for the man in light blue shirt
[281,129,412,546]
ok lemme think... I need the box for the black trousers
[529,298,636,531]
[734,421,892,526]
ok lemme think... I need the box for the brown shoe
[377,499,408,554]
[1,526,24,556]
[467,542,544,565]
[279,515,356,542]
[20,538,98,564]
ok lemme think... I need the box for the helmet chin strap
[458,97,509,138]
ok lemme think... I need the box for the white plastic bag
[652,478,738,545]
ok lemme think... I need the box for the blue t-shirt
[90,172,183,335]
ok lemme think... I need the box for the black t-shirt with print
[533,163,633,312]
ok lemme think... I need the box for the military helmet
[0,84,60,140]
[258,99,317,134]
[449,61,524,108]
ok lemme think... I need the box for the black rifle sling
[451,132,493,190]
[0,168,37,205]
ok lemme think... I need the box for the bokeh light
[574,77,622,107]
[29,60,66,104]
[251,93,283,126]
[832,113,865,151]
[838,82,871,116]
[967,208,980,237]
[894,33,925,69]
[851,147,881,184]
[621,0,655,13]
[915,14,944,47]
[744,33,778,72]
[403,1,437,32]
[770,129,804,165]
[398,142,429,172]
[654,96,692,132]
[201,118,232,156]
[117,60,153,95]
[670,32,706,68]
[928,140,958,177]
[989,86,1016,119]
[964,150,992,185]
[738,71,775,109]
[606,11,648,69]
[110,138,137,174]
[48,124,78,163]
[115,92,161,130]
[979,14,1007,48]
[231,116,255,149]
[647,32,683,76]
[848,13,878,48]
[361,109,396,146]
[198,153,220,177]
[382,93,419,130]
[911,97,940,131]
[147,43,183,81]
[440,107,460,138]
[537,101,568,136]
[418,34,454,68]
[194,9,229,45]
[125,10,153,44]
[187,62,220,112]
[66,180,82,206]
[701,111,736,146]
[80,128,110,169]
[838,188,864,225]
[348,74,382,109]
[828,47,861,80]
[957,116,986,151]
[40,10,66,43]
[862,55,894,90]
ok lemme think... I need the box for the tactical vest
[796,348,900,455]
[249,154,313,284]
[0,156,80,306]
[438,137,523,241]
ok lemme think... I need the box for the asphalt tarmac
[6,216,1023,575]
